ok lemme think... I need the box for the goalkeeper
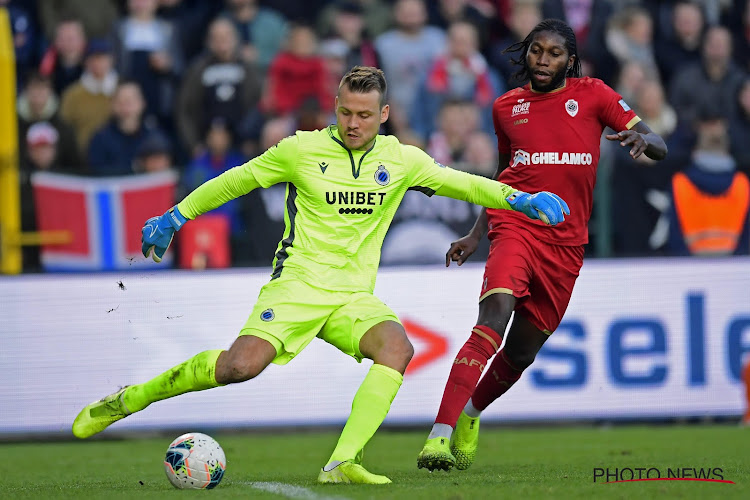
[72,66,569,485]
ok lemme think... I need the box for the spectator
[489,1,542,87]
[17,71,80,170]
[727,0,750,73]
[655,0,705,88]
[156,0,223,62]
[38,18,86,95]
[375,0,447,133]
[461,131,497,178]
[317,0,393,40]
[320,1,381,70]
[428,0,492,50]
[230,116,290,267]
[262,24,329,117]
[19,122,85,272]
[0,0,42,89]
[38,0,119,40]
[605,6,659,79]
[541,0,615,82]
[113,0,185,128]
[60,38,119,155]
[133,131,173,173]
[87,81,161,175]
[670,25,746,127]
[730,79,750,175]
[668,107,750,256]
[176,17,262,158]
[221,0,288,71]
[182,119,246,250]
[426,100,480,166]
[611,80,684,256]
[411,21,502,141]
[614,60,654,110]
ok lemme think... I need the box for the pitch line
[242,481,350,500]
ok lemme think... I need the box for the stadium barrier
[1,258,748,435]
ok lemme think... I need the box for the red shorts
[481,224,584,333]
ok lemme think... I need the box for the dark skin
[445,30,668,370]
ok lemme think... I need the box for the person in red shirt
[417,18,668,472]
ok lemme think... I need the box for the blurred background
[0,0,749,437]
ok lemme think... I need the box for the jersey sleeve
[402,144,516,210]
[244,134,298,188]
[176,134,297,219]
[597,82,641,132]
[403,144,453,194]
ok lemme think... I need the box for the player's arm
[141,136,297,262]
[445,152,510,266]
[433,164,568,224]
[605,120,668,161]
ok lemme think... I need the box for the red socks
[435,325,502,426]
[471,349,523,411]
[743,361,750,424]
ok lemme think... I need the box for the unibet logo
[326,191,386,215]
[326,191,386,205]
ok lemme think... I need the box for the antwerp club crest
[565,99,578,117]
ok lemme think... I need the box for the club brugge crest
[565,99,578,117]
[374,164,390,186]
[260,308,275,321]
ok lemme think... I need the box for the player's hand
[606,130,648,159]
[446,233,481,267]
[141,205,187,262]
[507,191,570,226]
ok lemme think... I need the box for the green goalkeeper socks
[122,349,224,413]
[328,363,403,464]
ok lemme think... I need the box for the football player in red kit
[417,18,668,472]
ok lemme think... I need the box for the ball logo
[260,308,275,321]
[565,99,578,117]
[374,164,390,186]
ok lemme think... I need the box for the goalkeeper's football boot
[317,461,391,484]
[451,411,480,470]
[417,436,456,471]
[72,387,132,438]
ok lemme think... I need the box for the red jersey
[488,77,640,246]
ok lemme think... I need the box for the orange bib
[673,171,750,255]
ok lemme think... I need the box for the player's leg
[417,292,514,471]
[453,242,583,469]
[418,231,531,471]
[72,336,277,439]
[450,314,549,468]
[73,276,323,439]
[317,296,410,484]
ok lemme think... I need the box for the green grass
[3,424,748,499]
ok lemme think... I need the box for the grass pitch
[3,424,748,499]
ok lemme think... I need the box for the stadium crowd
[7,0,750,271]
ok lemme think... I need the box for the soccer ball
[164,432,226,489]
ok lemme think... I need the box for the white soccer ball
[164,432,226,489]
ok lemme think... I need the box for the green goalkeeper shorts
[240,276,401,365]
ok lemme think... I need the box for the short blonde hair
[338,66,387,108]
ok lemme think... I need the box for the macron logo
[318,161,328,173]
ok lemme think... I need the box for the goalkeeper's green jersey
[178,126,517,292]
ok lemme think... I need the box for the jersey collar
[327,125,378,179]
